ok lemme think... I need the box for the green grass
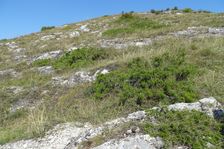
[144,110,223,148]
[103,14,168,37]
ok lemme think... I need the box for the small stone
[127,111,146,121]
[69,31,80,38]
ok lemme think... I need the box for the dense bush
[144,110,223,148]
[41,26,55,32]
[183,8,193,13]
[172,6,178,11]
[33,48,110,69]
[88,50,198,107]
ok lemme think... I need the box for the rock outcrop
[167,97,222,117]
[93,135,163,149]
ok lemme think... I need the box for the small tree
[173,6,178,10]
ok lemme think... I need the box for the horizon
[0,0,224,40]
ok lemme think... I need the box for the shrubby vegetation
[88,50,198,107]
[33,48,111,69]
[41,26,55,32]
[144,110,223,148]
[183,8,193,13]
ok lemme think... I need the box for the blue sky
[0,0,224,39]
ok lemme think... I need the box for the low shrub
[172,6,178,11]
[183,8,193,13]
[144,110,223,148]
[33,48,111,69]
[88,50,198,107]
[41,26,55,32]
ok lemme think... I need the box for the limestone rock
[37,66,54,75]
[127,111,146,121]
[69,31,80,38]
[40,35,56,41]
[168,97,222,117]
[33,50,62,62]
[93,135,164,149]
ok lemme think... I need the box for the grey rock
[0,69,20,78]
[126,126,140,134]
[53,69,110,87]
[10,99,37,112]
[69,31,80,38]
[80,24,90,32]
[32,50,62,62]
[5,42,18,49]
[40,35,56,41]
[127,111,146,121]
[6,86,23,94]
[168,97,222,117]
[93,135,163,149]
[100,38,152,49]
[208,28,224,35]
[37,66,54,75]
[0,123,87,149]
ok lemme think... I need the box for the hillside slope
[0,10,224,148]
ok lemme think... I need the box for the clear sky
[0,0,224,39]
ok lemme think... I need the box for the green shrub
[144,110,223,148]
[183,8,193,13]
[88,50,198,107]
[33,48,110,69]
[173,6,178,10]
[41,26,55,32]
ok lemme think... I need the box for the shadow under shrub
[88,50,198,107]
[144,110,223,148]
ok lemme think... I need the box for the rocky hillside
[0,9,224,148]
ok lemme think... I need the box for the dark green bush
[173,6,178,10]
[33,48,110,69]
[120,12,134,19]
[183,8,193,13]
[88,50,198,107]
[41,26,55,32]
[144,110,223,148]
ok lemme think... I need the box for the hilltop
[0,9,224,148]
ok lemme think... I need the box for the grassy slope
[0,10,224,146]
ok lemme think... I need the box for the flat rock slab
[93,135,163,149]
